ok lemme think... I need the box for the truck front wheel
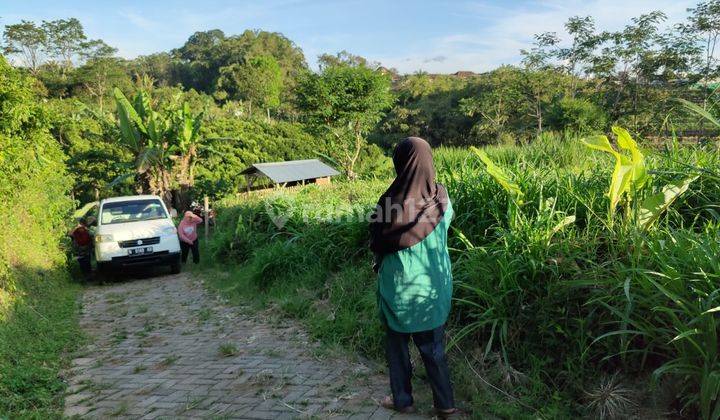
[170,260,181,274]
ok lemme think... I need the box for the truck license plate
[128,246,153,256]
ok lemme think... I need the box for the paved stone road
[64,272,424,419]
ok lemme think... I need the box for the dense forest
[2,3,720,205]
[2,1,720,418]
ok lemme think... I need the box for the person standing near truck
[70,217,93,281]
[178,211,202,264]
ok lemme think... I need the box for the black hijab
[369,137,449,255]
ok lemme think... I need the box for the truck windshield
[100,199,168,225]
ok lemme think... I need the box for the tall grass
[207,133,720,418]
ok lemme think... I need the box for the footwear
[380,395,417,413]
[436,407,464,418]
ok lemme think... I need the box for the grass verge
[0,266,82,418]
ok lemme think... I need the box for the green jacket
[377,200,454,333]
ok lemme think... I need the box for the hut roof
[240,159,340,184]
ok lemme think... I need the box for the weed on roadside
[218,343,239,357]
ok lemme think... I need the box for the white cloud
[118,10,155,30]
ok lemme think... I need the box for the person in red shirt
[178,211,202,264]
[69,217,93,280]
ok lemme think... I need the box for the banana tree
[580,126,696,229]
[168,102,203,211]
[113,87,173,205]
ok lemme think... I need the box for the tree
[160,28,310,121]
[397,72,434,103]
[521,32,561,70]
[171,29,307,102]
[76,57,131,113]
[3,17,119,99]
[72,40,126,112]
[522,17,601,96]
[169,102,203,210]
[521,11,703,134]
[130,52,179,87]
[682,0,720,85]
[79,39,117,61]
[605,11,671,130]
[42,18,87,67]
[318,50,375,70]
[2,20,46,74]
[547,97,607,133]
[216,55,282,115]
[45,98,131,202]
[458,66,525,144]
[228,30,307,82]
[560,17,601,80]
[175,29,226,67]
[521,69,572,134]
[113,88,174,203]
[172,29,227,92]
[296,64,394,178]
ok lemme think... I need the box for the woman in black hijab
[370,137,459,417]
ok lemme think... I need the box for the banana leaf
[638,176,698,230]
[470,146,524,204]
[113,88,147,135]
[115,99,141,152]
[580,135,634,220]
[613,126,648,192]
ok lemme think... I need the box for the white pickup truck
[94,195,182,274]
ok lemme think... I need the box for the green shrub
[548,97,608,134]
[0,56,80,417]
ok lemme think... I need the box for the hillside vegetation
[3,6,720,204]
[206,135,720,418]
[0,56,80,417]
[3,2,720,418]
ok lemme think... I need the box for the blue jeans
[385,325,455,410]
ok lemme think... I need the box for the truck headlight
[95,234,114,243]
[161,226,177,236]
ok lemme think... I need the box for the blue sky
[1,0,698,74]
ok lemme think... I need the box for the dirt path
[63,272,419,419]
